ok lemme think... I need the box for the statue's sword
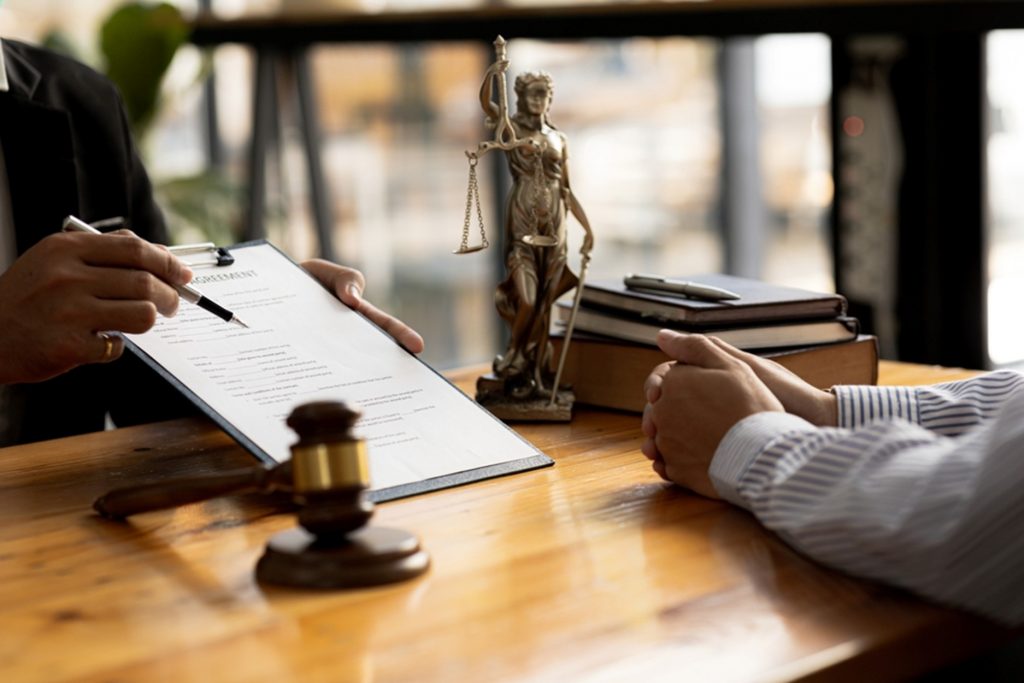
[549,249,591,407]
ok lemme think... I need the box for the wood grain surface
[0,361,1010,682]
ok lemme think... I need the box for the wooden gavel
[92,402,370,521]
[96,401,429,589]
[94,460,293,519]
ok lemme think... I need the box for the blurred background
[0,0,1020,370]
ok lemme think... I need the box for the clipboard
[124,240,552,503]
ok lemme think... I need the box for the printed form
[127,243,547,495]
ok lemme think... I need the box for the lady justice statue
[456,36,594,421]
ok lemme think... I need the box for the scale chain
[457,154,489,253]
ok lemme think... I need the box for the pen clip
[624,274,666,286]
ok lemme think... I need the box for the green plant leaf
[157,170,243,246]
[100,2,189,136]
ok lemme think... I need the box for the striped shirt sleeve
[833,369,1024,435]
[709,370,1024,625]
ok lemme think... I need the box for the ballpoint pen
[62,215,250,328]
[623,273,741,301]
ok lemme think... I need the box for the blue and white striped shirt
[710,370,1024,624]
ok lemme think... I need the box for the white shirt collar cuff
[709,411,816,508]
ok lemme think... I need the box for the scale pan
[453,245,487,255]
[522,235,558,247]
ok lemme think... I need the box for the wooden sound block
[256,526,430,589]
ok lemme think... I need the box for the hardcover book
[551,333,879,413]
[582,274,848,326]
[555,302,859,350]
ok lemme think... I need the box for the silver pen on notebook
[62,215,249,328]
[623,273,741,301]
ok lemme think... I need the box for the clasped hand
[641,331,837,498]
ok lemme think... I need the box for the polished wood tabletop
[0,361,1009,682]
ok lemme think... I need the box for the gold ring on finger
[99,332,115,362]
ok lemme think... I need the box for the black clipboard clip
[168,242,235,268]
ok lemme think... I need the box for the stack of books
[553,274,878,413]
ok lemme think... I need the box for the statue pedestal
[475,373,574,422]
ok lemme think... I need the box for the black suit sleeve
[3,41,199,443]
[105,88,198,428]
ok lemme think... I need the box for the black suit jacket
[0,39,194,445]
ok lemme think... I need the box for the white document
[127,242,549,500]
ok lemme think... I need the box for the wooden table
[0,361,1009,682]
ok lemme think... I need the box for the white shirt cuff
[709,411,816,508]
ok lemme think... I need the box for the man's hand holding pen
[0,227,193,384]
[62,216,249,329]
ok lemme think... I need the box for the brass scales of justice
[454,35,595,422]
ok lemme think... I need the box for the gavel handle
[94,467,273,519]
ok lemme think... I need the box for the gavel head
[286,401,374,540]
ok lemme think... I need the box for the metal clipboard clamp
[168,242,235,268]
